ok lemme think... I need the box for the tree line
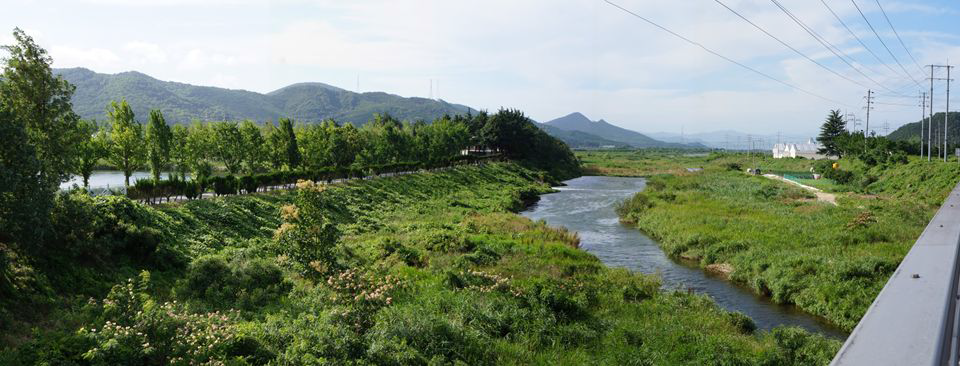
[0,28,579,245]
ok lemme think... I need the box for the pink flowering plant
[79,271,249,365]
[324,268,405,333]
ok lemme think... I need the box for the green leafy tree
[263,122,285,170]
[239,120,265,174]
[0,28,81,241]
[817,110,847,158]
[186,122,214,181]
[107,99,145,186]
[144,110,172,181]
[74,119,108,187]
[211,121,244,174]
[279,117,301,169]
[169,124,190,179]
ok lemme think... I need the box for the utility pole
[864,89,874,149]
[947,65,952,162]
[929,64,954,161]
[921,91,927,158]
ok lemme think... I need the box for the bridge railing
[832,181,960,366]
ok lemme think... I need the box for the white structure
[772,138,829,159]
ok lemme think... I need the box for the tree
[186,122,214,181]
[263,122,285,170]
[0,28,81,242]
[279,118,301,170]
[239,120,265,174]
[211,121,244,174]
[75,119,108,187]
[107,99,145,186]
[169,124,190,179]
[145,110,172,181]
[817,110,847,158]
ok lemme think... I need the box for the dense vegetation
[1,163,840,365]
[594,150,946,332]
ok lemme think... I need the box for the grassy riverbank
[1,162,838,365]
[593,151,944,332]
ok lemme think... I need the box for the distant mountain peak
[544,112,701,149]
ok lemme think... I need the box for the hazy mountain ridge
[544,112,703,148]
[55,67,471,124]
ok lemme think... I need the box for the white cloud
[178,49,237,70]
[124,42,167,64]
[49,46,121,70]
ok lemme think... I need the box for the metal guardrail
[832,181,960,366]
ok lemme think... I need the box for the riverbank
[1,162,837,365]
[522,175,847,338]
[588,151,935,332]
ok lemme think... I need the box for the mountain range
[54,67,698,149]
[55,67,472,124]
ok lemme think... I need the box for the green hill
[544,112,704,148]
[55,67,471,124]
[887,112,960,142]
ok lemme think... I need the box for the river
[520,175,847,339]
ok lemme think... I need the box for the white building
[772,138,829,159]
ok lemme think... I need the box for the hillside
[887,112,960,141]
[544,112,703,148]
[55,67,471,124]
[537,123,630,148]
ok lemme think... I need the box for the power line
[603,0,853,107]
[768,0,903,96]
[849,0,923,87]
[873,0,925,75]
[818,0,912,81]
[714,0,873,91]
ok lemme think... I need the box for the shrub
[175,255,289,310]
[615,193,653,222]
[725,162,742,171]
[80,272,268,365]
[726,311,756,334]
[239,175,258,194]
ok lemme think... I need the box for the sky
[2,0,960,138]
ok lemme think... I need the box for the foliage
[175,255,289,311]
[106,99,145,186]
[816,110,847,158]
[74,119,108,187]
[145,110,172,182]
[0,28,81,243]
[80,272,263,365]
[2,163,840,365]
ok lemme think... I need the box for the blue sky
[2,0,959,138]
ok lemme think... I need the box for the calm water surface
[520,176,847,339]
[60,170,182,190]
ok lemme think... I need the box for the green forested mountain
[55,67,472,124]
[888,112,960,142]
[544,112,704,148]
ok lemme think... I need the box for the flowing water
[520,175,847,339]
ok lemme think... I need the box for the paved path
[762,174,837,205]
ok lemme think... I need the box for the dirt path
[762,174,837,205]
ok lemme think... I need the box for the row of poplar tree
[76,99,477,188]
